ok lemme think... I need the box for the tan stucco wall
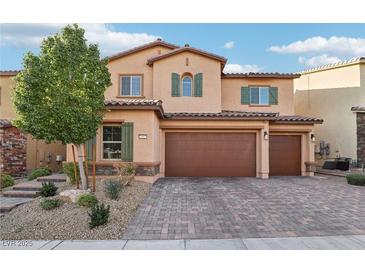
[0,75,17,119]
[0,75,66,173]
[221,78,295,115]
[294,64,364,162]
[152,52,222,113]
[66,109,160,164]
[105,46,174,100]
[26,136,66,172]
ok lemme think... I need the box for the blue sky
[1,23,364,73]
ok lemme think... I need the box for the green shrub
[104,179,122,200]
[0,174,15,189]
[28,167,52,181]
[88,203,110,229]
[77,194,98,208]
[346,174,365,186]
[40,198,61,210]
[40,182,58,197]
[62,162,87,184]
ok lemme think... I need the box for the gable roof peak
[147,46,227,66]
[107,39,180,62]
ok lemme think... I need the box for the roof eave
[107,40,180,62]
[221,73,300,79]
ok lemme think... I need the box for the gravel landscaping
[0,180,151,240]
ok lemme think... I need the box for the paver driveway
[122,176,365,240]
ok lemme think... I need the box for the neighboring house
[294,57,365,166]
[65,39,322,181]
[0,71,66,175]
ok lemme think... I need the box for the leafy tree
[13,24,111,190]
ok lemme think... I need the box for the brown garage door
[165,132,256,177]
[269,135,301,176]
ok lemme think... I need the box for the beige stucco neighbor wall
[105,46,174,100]
[0,75,17,119]
[294,63,364,162]
[152,52,222,113]
[221,78,295,115]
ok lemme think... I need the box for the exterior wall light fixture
[264,131,269,140]
[311,133,315,142]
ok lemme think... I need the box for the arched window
[182,75,192,96]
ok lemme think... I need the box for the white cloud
[268,36,365,56]
[224,41,234,49]
[223,63,261,73]
[0,23,161,56]
[298,54,341,67]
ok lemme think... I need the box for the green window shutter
[269,87,278,105]
[241,87,250,104]
[85,137,96,161]
[194,73,203,97]
[122,122,133,162]
[171,73,180,97]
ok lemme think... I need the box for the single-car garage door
[269,135,301,176]
[165,132,256,177]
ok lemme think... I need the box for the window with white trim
[250,87,269,105]
[120,75,142,96]
[102,125,122,159]
[182,75,192,96]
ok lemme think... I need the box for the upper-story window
[250,87,269,105]
[182,76,192,96]
[241,86,278,105]
[120,75,142,96]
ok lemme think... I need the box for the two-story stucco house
[66,39,322,182]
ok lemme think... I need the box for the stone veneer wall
[86,163,160,176]
[357,112,365,166]
[0,126,27,176]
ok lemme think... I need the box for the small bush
[104,179,122,200]
[40,182,58,197]
[88,203,110,229]
[62,162,87,184]
[40,198,61,210]
[28,167,52,181]
[77,194,98,208]
[114,162,136,186]
[0,174,15,189]
[346,174,365,186]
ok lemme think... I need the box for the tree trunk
[75,144,88,190]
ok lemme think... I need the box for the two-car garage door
[164,132,302,177]
[165,133,256,177]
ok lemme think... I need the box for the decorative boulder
[59,189,90,203]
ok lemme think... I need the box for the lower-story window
[102,125,122,159]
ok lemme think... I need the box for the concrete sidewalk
[1,235,364,250]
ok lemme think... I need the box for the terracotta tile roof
[105,99,164,118]
[147,45,227,65]
[0,70,20,76]
[351,106,365,112]
[104,100,322,123]
[107,39,180,62]
[222,72,300,79]
[275,115,323,124]
[105,99,162,107]
[164,111,278,120]
[298,57,365,74]
[0,119,13,128]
